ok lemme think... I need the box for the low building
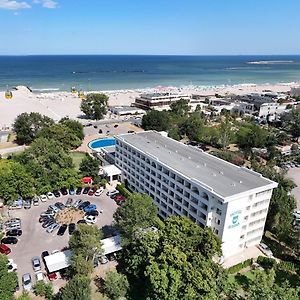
[110,106,146,116]
[134,93,190,111]
[114,131,278,258]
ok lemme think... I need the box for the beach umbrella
[78,89,85,99]
[5,87,13,100]
[71,86,77,94]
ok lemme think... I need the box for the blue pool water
[89,137,116,149]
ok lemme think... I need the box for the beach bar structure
[114,131,278,258]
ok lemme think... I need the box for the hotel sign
[228,210,242,229]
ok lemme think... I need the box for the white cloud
[33,0,58,9]
[0,0,31,10]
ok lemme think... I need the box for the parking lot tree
[59,117,84,141]
[13,112,54,145]
[70,253,93,277]
[142,110,171,131]
[113,193,161,243]
[180,112,205,142]
[55,168,81,190]
[37,123,82,150]
[60,275,91,300]
[17,292,32,300]
[0,254,18,300]
[33,281,54,300]
[104,270,129,300]
[69,224,103,265]
[79,154,100,178]
[170,99,190,118]
[80,93,108,120]
[0,160,35,203]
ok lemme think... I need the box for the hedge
[116,183,132,198]
[227,258,253,274]
[256,256,276,269]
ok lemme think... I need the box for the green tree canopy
[33,281,54,300]
[59,117,84,140]
[13,112,54,145]
[60,275,91,300]
[180,112,205,141]
[104,271,129,300]
[142,110,171,131]
[80,93,108,120]
[0,254,18,300]
[170,99,190,117]
[79,154,100,178]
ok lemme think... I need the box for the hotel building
[134,93,190,110]
[114,131,278,258]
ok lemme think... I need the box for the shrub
[257,256,276,269]
[227,258,253,274]
[116,183,132,198]
[278,261,298,273]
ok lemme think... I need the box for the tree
[59,117,84,140]
[37,123,82,150]
[104,271,129,300]
[236,125,270,149]
[13,112,54,145]
[170,99,190,117]
[113,193,160,243]
[80,93,108,120]
[142,110,171,131]
[180,112,205,141]
[218,119,234,149]
[16,292,32,300]
[69,224,102,275]
[60,275,91,300]
[79,154,100,178]
[0,254,18,300]
[33,281,54,300]
[0,160,35,203]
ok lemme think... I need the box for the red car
[88,188,97,196]
[0,244,11,255]
[47,272,58,281]
[114,195,126,203]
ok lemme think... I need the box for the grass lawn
[70,151,86,170]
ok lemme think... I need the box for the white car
[35,271,45,282]
[40,195,48,202]
[32,256,41,272]
[84,215,97,224]
[258,243,273,257]
[22,273,32,291]
[106,190,119,197]
[7,259,17,272]
[51,249,60,254]
[95,188,104,197]
[293,210,300,220]
[47,192,54,200]
[46,223,60,233]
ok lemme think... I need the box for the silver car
[46,223,60,233]
[31,256,41,272]
[22,273,32,291]
[65,198,73,207]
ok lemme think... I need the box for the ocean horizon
[0,55,300,92]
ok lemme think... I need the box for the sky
[0,0,300,55]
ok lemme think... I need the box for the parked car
[73,199,83,208]
[47,192,54,199]
[78,201,91,210]
[69,186,75,195]
[46,223,60,233]
[53,190,61,198]
[9,199,23,209]
[68,223,76,235]
[40,210,55,217]
[83,187,90,194]
[5,223,21,231]
[106,190,119,197]
[127,130,135,133]
[35,271,45,282]
[114,195,126,203]
[65,198,73,207]
[95,187,104,197]
[6,229,22,236]
[1,237,18,245]
[60,187,68,196]
[293,210,300,220]
[0,244,11,255]
[88,188,97,196]
[258,243,273,257]
[23,200,31,209]
[85,210,99,217]
[22,273,32,291]
[114,124,118,128]
[84,204,97,213]
[48,205,59,213]
[41,251,49,264]
[77,219,87,224]
[100,255,109,264]
[31,256,41,271]
[76,187,82,195]
[98,129,103,134]
[5,218,21,227]
[33,197,39,206]
[42,219,55,228]
[7,258,17,272]
[40,195,48,202]
[84,215,97,224]
[47,272,58,281]
[54,202,65,210]
[39,216,53,223]
[57,224,68,236]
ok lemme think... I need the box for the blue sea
[0,55,300,91]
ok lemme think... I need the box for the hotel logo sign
[228,210,242,229]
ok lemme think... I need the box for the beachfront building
[258,102,294,119]
[134,93,190,111]
[114,131,277,258]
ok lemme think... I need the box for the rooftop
[116,131,277,199]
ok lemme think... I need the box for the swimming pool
[89,137,116,150]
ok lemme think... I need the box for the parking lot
[5,191,118,289]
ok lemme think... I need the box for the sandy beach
[0,82,297,129]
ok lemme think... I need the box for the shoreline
[0,81,299,129]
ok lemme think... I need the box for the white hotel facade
[114,131,277,258]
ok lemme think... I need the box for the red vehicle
[88,188,97,196]
[47,272,58,281]
[114,195,126,203]
[0,244,11,255]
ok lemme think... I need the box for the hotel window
[216,208,222,216]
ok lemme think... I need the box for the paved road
[6,192,118,290]
[287,167,300,210]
